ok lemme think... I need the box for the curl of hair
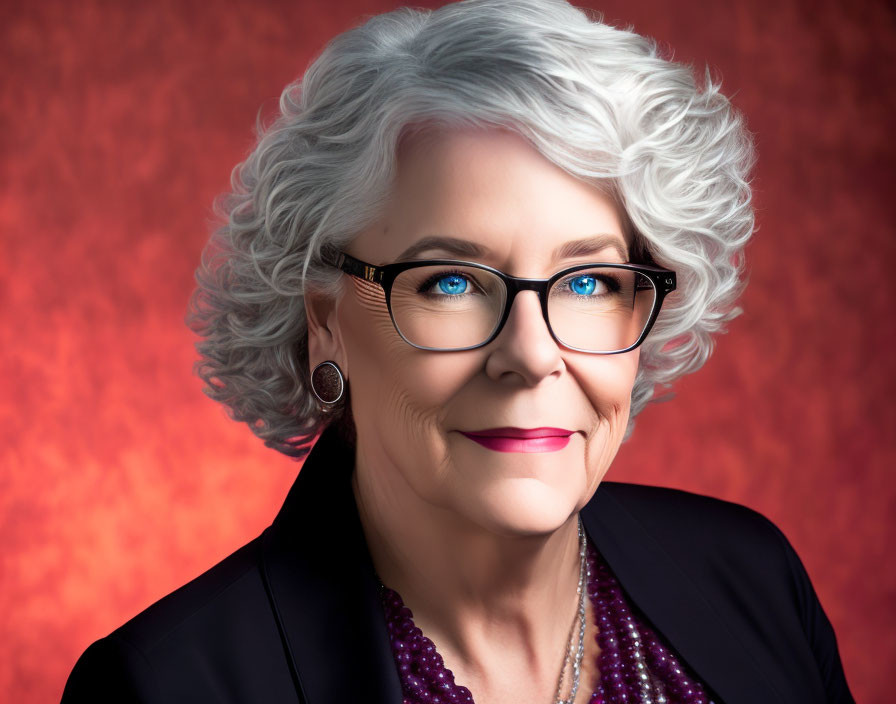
[186,0,757,459]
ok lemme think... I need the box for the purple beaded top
[379,537,715,704]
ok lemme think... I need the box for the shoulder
[590,481,800,604]
[591,482,856,701]
[62,534,292,703]
[595,480,789,553]
[583,483,856,701]
[597,479,776,523]
[113,535,266,652]
[593,483,832,660]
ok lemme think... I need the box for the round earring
[310,361,345,405]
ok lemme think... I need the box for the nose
[484,290,564,386]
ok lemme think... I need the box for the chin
[469,480,581,537]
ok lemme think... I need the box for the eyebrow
[395,234,630,264]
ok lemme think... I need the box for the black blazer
[62,424,855,703]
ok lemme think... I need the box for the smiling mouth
[458,427,574,453]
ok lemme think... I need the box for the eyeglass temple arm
[321,246,384,285]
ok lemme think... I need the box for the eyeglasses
[321,245,676,354]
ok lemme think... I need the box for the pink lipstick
[458,427,574,453]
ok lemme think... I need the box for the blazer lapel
[259,424,403,703]
[581,486,782,704]
[260,425,781,704]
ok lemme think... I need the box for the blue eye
[415,268,484,299]
[570,275,596,295]
[436,274,468,295]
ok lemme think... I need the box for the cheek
[568,350,639,482]
[574,350,639,419]
[341,280,477,430]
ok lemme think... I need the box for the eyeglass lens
[388,264,656,352]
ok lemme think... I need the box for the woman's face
[314,127,639,537]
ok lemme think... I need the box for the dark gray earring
[311,361,345,405]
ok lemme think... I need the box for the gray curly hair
[186,0,756,460]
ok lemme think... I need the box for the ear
[305,284,348,379]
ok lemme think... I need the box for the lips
[461,427,573,438]
[458,427,574,453]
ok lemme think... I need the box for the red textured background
[2,1,894,701]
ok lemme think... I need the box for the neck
[351,446,584,686]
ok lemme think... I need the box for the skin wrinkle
[306,127,640,704]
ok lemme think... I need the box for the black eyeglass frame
[322,246,677,354]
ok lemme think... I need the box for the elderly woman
[62,0,855,703]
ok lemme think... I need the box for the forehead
[361,127,630,270]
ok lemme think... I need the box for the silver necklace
[554,515,588,704]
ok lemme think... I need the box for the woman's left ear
[305,286,348,380]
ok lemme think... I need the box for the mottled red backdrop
[2,0,893,701]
